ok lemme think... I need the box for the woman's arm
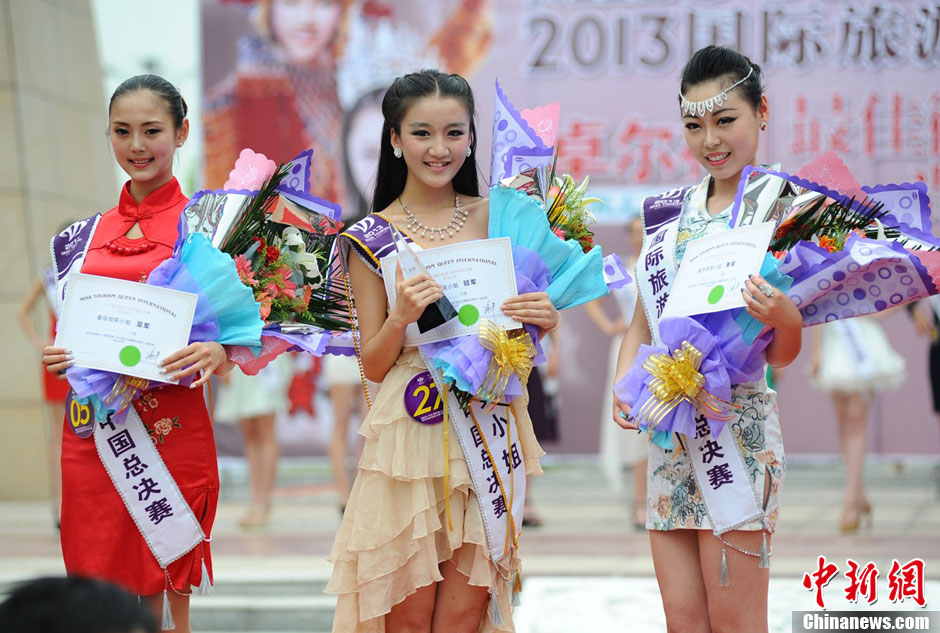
[18,279,47,351]
[611,300,651,429]
[743,273,803,369]
[583,297,626,336]
[348,250,444,383]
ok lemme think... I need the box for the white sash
[421,352,525,566]
[94,407,205,568]
[638,189,765,534]
[636,214,681,347]
[683,418,763,534]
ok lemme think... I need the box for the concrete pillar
[0,0,117,499]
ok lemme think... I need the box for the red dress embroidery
[59,178,219,595]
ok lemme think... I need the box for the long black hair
[109,74,188,129]
[679,46,764,111]
[371,69,479,213]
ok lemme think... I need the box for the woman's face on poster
[344,95,385,204]
[270,0,343,65]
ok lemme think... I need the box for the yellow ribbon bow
[105,376,152,414]
[475,320,536,406]
[633,340,734,431]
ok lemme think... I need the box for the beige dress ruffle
[327,348,544,633]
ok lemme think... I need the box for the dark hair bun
[679,46,763,110]
[109,74,187,129]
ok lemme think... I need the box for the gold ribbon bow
[633,340,734,431]
[105,376,152,414]
[475,320,536,406]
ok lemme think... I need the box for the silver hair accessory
[393,146,403,159]
[680,67,754,117]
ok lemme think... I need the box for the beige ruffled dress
[326,347,544,632]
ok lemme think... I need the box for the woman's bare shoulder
[461,195,489,222]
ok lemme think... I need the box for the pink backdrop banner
[203,0,940,455]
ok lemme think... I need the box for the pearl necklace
[399,195,468,241]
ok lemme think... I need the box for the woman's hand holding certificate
[54,273,198,384]
[160,341,229,388]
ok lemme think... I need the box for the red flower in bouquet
[265,245,280,264]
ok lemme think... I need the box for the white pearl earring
[393,147,403,158]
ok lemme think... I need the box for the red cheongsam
[59,178,219,596]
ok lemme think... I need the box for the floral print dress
[645,175,786,532]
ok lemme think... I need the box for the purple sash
[338,213,409,277]
[50,215,100,316]
[642,187,689,235]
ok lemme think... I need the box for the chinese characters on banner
[508,2,940,215]
[100,416,176,528]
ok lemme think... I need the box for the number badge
[403,371,444,425]
[65,390,95,439]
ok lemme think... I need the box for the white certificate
[661,222,775,319]
[55,273,197,383]
[380,237,518,345]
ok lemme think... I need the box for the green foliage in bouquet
[224,165,351,331]
[535,155,603,253]
[770,195,890,253]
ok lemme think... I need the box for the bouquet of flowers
[183,148,352,374]
[500,158,602,254]
[617,152,940,448]
[67,214,267,423]
[418,82,620,408]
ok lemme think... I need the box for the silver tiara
[679,67,753,117]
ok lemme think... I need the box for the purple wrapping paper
[614,316,761,442]
[263,327,331,356]
[863,181,938,248]
[602,253,633,290]
[781,235,937,326]
[422,245,549,401]
[489,79,552,186]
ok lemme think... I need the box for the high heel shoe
[840,500,873,534]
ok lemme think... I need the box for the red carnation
[266,245,281,264]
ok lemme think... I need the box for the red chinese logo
[802,557,927,609]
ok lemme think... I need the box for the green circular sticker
[707,285,725,305]
[119,345,141,367]
[458,304,480,326]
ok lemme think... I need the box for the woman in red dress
[42,75,231,633]
[19,264,71,526]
